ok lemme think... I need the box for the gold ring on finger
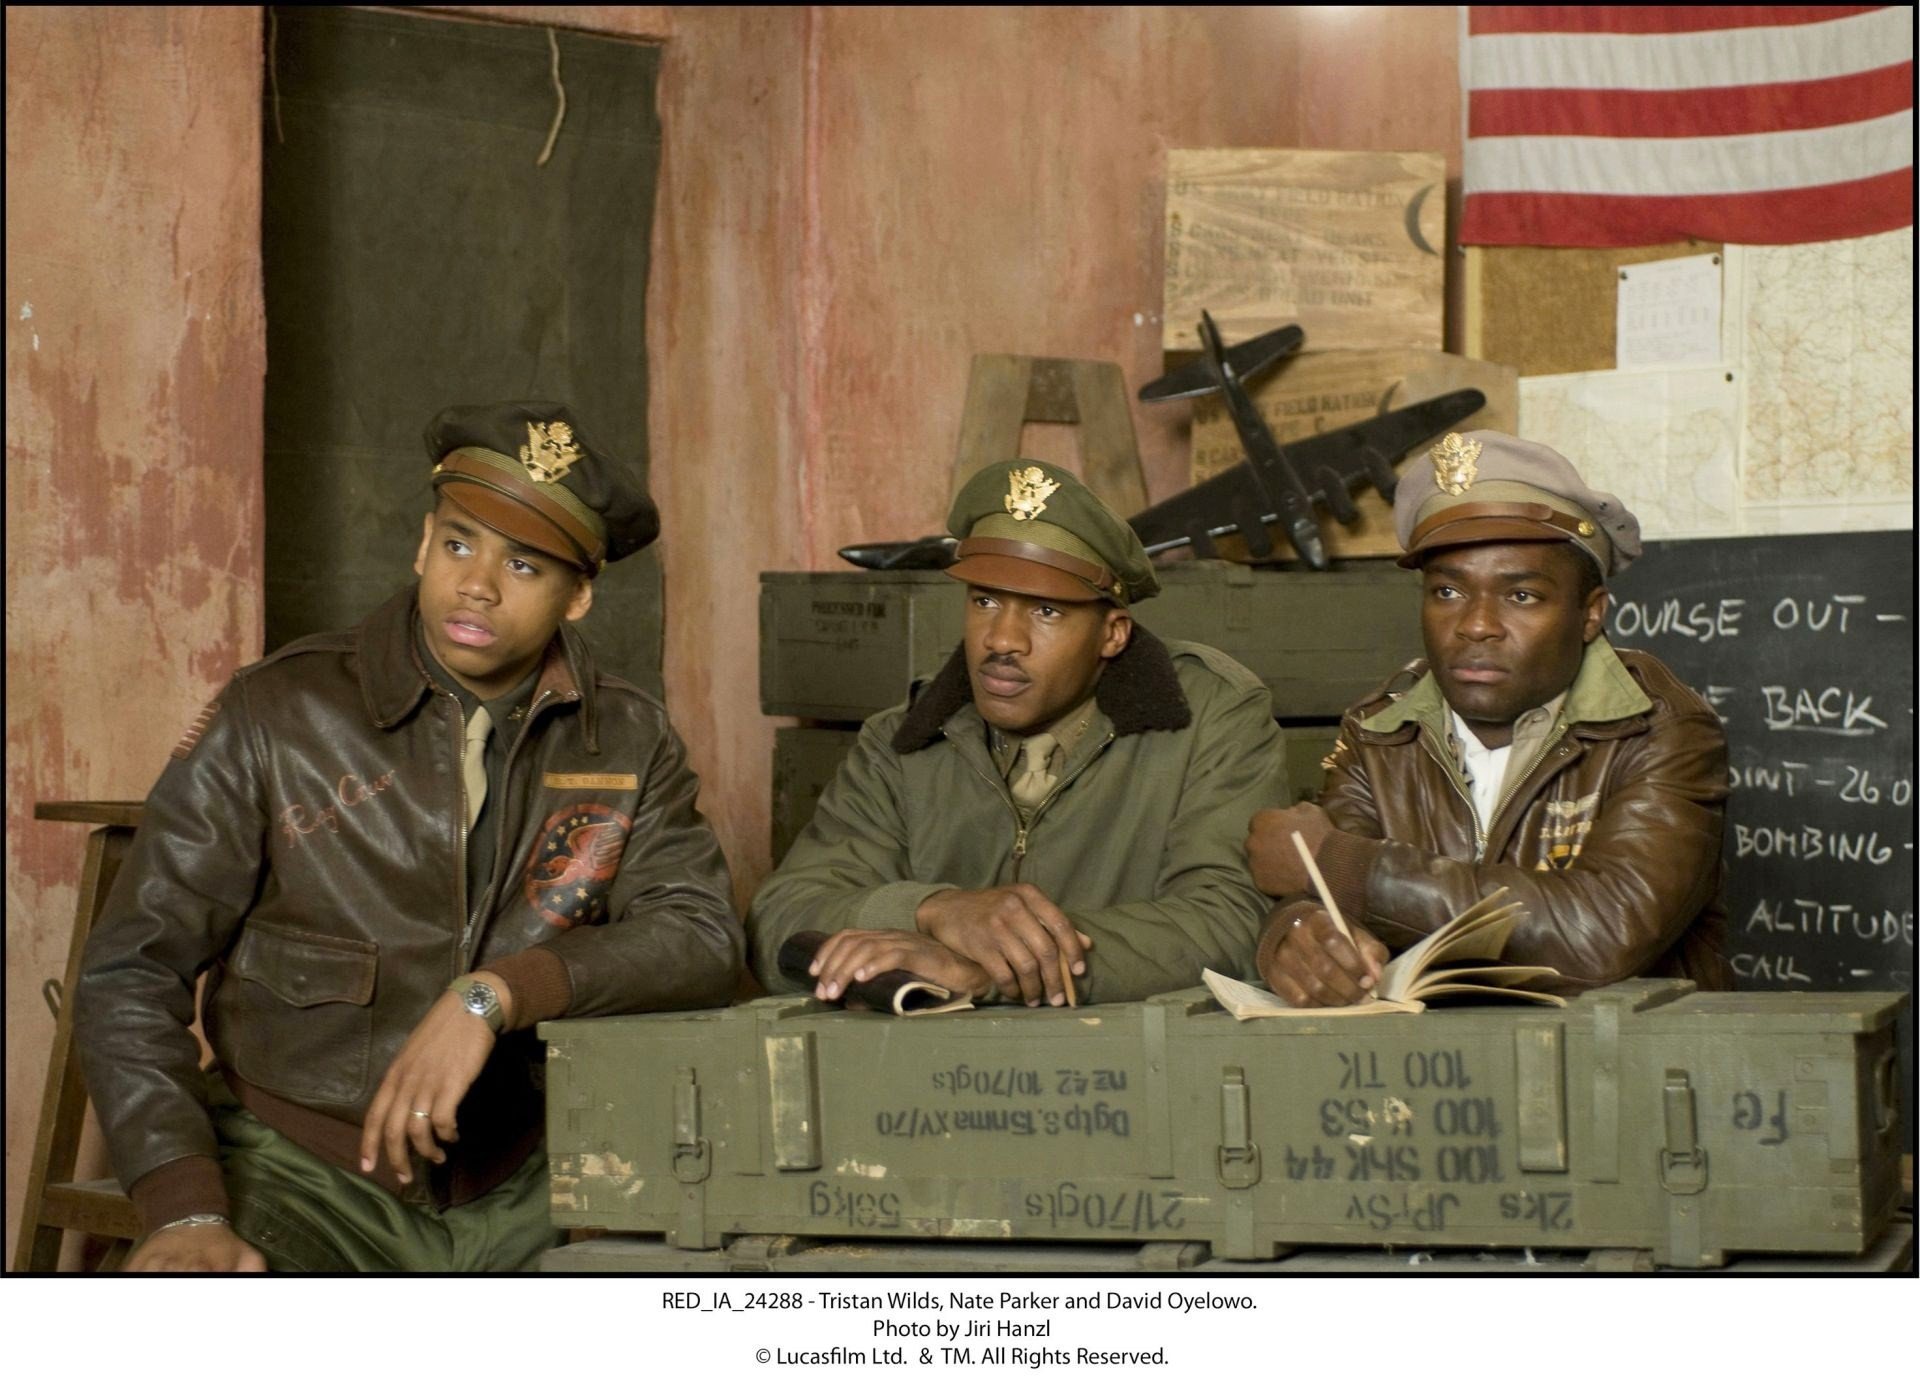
[410,1109,431,1119]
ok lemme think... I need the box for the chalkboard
[1608,530,1914,1146]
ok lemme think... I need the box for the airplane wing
[1128,389,1486,562]
[1136,323,1306,403]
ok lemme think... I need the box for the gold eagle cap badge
[519,420,583,485]
[1004,465,1060,521]
[1431,432,1481,496]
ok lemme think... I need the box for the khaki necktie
[1010,732,1058,809]
[463,705,493,831]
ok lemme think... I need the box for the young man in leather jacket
[1246,431,1730,1007]
[75,402,742,1270]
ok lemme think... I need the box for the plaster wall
[5,7,266,1258]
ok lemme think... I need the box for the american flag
[1461,6,1914,247]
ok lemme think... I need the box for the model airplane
[1131,311,1483,569]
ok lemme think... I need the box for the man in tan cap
[76,402,740,1270]
[1246,431,1730,1006]
[749,460,1283,1007]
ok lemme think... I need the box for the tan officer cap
[1394,430,1642,578]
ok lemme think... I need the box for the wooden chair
[13,802,145,1271]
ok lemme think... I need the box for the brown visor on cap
[433,450,604,570]
[1398,501,1595,569]
[945,536,1119,604]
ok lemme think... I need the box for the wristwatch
[448,975,506,1034]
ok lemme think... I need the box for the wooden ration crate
[759,563,1422,723]
[1164,148,1447,355]
[543,981,1905,1268]
[770,725,862,867]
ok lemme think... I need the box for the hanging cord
[535,27,566,167]
[267,6,285,144]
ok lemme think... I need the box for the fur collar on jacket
[891,625,1191,753]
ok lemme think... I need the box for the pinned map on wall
[1515,228,1911,540]
[1519,367,1739,539]
[1733,229,1913,533]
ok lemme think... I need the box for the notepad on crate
[1204,887,1567,1018]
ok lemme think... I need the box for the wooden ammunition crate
[759,563,1421,723]
[544,982,1906,1267]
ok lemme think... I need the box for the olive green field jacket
[749,629,1284,1004]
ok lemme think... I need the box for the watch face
[463,982,498,1016]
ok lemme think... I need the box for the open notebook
[1203,887,1567,1018]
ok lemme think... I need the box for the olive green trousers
[212,1085,562,1273]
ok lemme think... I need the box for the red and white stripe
[1462,6,1914,247]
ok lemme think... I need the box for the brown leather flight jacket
[75,588,741,1223]
[1258,640,1732,993]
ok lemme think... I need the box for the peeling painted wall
[4,6,265,1258]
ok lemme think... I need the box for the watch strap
[447,974,506,1033]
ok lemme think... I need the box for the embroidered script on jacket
[278,768,400,845]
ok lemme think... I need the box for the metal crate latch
[1658,1069,1708,1195]
[1216,1066,1262,1189]
[673,1066,712,1185]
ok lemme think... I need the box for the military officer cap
[943,460,1159,606]
[424,401,659,573]
[1394,430,1642,579]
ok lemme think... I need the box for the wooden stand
[13,802,145,1272]
[952,354,1147,515]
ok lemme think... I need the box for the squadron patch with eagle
[524,802,632,927]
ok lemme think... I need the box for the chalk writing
[1611,597,1745,643]
[1759,686,1888,735]
[1730,952,1814,985]
[1770,595,1867,634]
[1747,897,1913,946]
[1733,824,1895,866]
[1839,766,1912,806]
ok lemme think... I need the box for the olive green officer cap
[943,460,1159,605]
[424,401,660,573]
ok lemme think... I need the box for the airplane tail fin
[1136,322,1305,403]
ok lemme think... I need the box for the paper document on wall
[1615,253,1722,370]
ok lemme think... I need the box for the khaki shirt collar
[1360,636,1652,741]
